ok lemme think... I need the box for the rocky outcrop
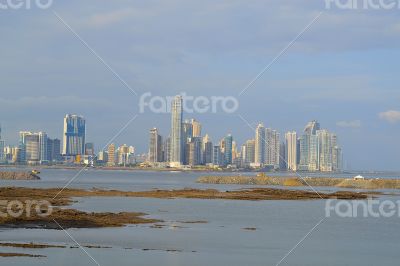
[0,172,40,180]
[197,175,400,190]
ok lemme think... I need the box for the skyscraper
[285,131,298,171]
[38,132,48,163]
[47,138,61,162]
[317,129,333,172]
[187,137,202,166]
[149,128,162,163]
[265,128,280,169]
[107,143,116,166]
[170,96,183,166]
[255,123,266,165]
[62,114,86,156]
[163,136,171,163]
[244,139,256,165]
[224,134,233,166]
[202,134,213,164]
[212,145,223,166]
[25,133,40,164]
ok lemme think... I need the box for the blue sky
[0,0,399,170]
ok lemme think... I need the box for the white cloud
[336,120,362,128]
[379,110,400,124]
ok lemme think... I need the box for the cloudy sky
[1,0,399,171]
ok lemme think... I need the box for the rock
[0,172,40,180]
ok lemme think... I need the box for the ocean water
[0,168,399,266]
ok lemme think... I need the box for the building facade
[62,114,86,156]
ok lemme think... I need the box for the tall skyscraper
[317,129,333,172]
[187,137,202,166]
[170,96,183,166]
[202,134,213,164]
[18,131,32,163]
[38,132,48,163]
[149,128,162,163]
[62,114,86,156]
[244,139,256,165]
[107,143,116,166]
[255,123,266,165]
[25,134,40,164]
[265,128,280,169]
[212,145,223,166]
[163,136,171,163]
[224,134,233,166]
[285,131,298,171]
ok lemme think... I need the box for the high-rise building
[304,120,320,135]
[18,131,32,163]
[47,138,61,162]
[62,114,86,156]
[255,123,266,165]
[202,134,213,164]
[85,143,95,156]
[170,96,183,166]
[149,128,162,163]
[224,134,233,166]
[25,134,40,164]
[191,119,202,137]
[0,125,5,163]
[20,132,48,164]
[187,137,202,166]
[118,144,133,166]
[163,136,171,163]
[332,145,343,172]
[285,131,298,171]
[97,151,108,164]
[38,132,48,163]
[317,129,333,172]
[265,129,280,169]
[107,143,116,166]
[244,139,256,165]
[212,145,223,166]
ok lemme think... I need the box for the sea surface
[0,168,399,266]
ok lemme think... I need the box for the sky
[0,0,399,171]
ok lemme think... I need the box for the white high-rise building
[255,123,266,165]
[317,129,333,172]
[285,131,298,171]
[266,128,280,169]
[170,96,183,166]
